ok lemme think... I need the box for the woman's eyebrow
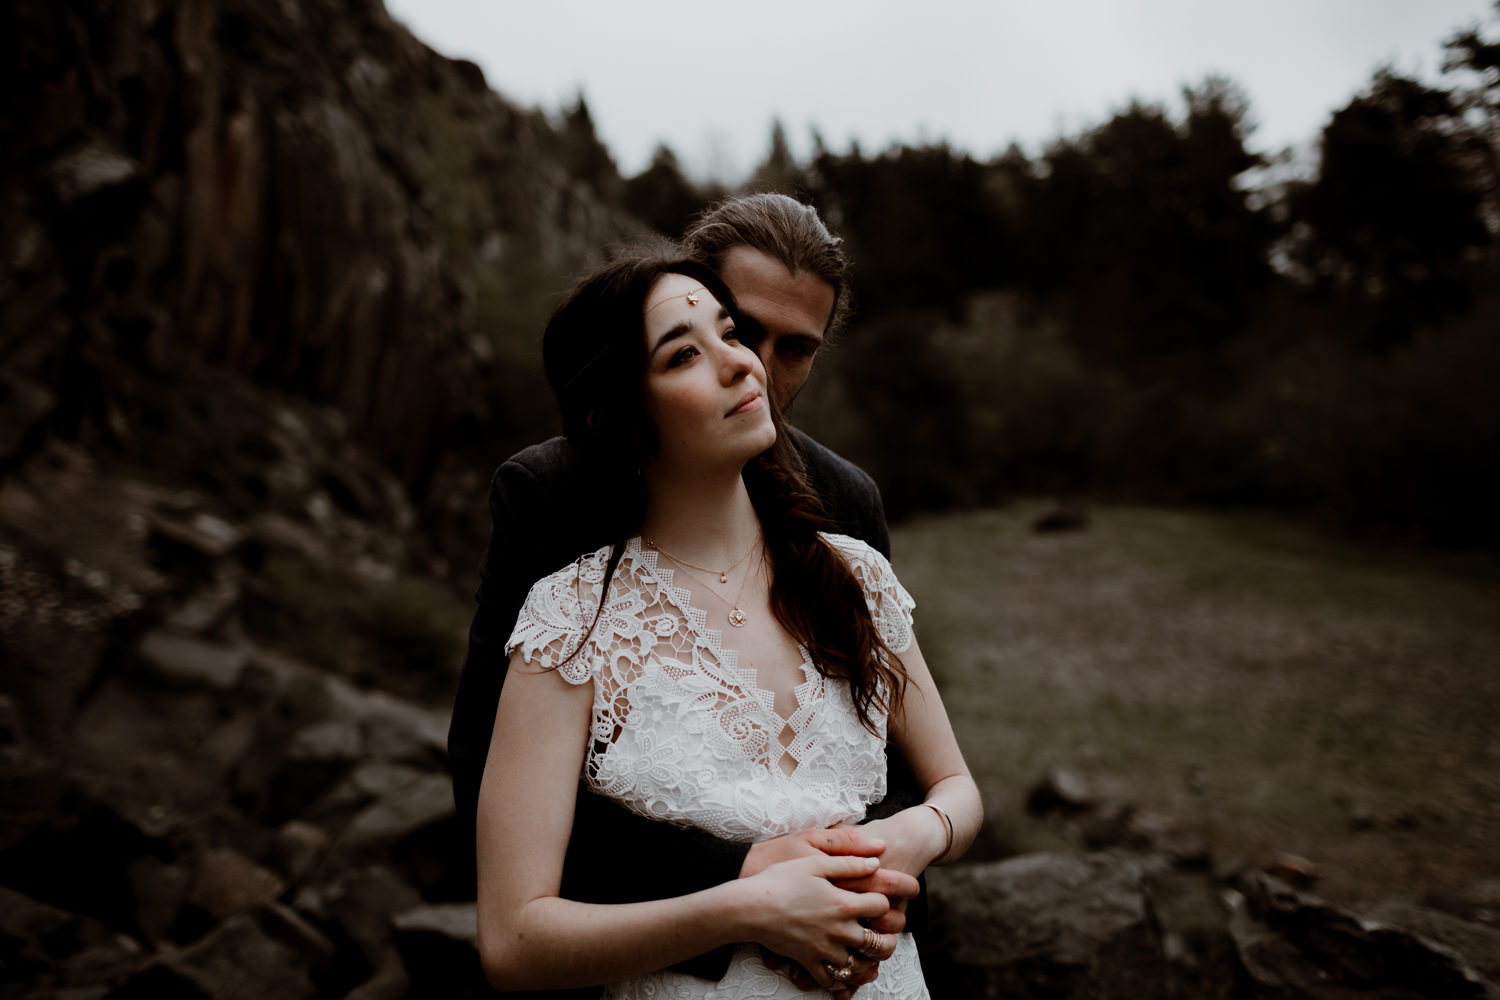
[649,321,694,356]
[649,306,732,356]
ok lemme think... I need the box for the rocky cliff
[2,0,636,497]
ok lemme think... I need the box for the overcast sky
[382,0,1495,182]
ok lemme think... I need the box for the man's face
[716,246,836,412]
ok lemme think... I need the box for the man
[447,193,923,996]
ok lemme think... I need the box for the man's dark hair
[682,193,851,336]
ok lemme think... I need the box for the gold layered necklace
[643,535,757,584]
[646,536,761,628]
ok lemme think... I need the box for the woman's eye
[668,346,698,367]
[723,327,740,342]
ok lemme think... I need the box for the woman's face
[642,273,776,475]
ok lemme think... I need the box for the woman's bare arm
[475,652,895,993]
[858,637,984,878]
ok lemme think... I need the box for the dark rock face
[2,0,636,497]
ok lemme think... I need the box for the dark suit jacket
[447,430,922,996]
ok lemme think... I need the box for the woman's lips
[726,391,764,417]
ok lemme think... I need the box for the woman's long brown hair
[542,251,908,733]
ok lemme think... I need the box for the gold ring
[858,926,883,957]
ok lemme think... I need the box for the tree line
[525,8,1500,545]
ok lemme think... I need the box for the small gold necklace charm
[728,608,748,628]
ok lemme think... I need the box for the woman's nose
[717,341,754,382]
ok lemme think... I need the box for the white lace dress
[505,533,929,999]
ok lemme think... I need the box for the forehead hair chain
[645,286,707,316]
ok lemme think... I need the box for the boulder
[1025,766,1098,815]
[269,820,331,886]
[0,884,117,981]
[125,855,191,944]
[162,570,243,633]
[259,719,365,824]
[133,631,249,692]
[299,866,421,999]
[46,139,141,203]
[1081,802,1211,866]
[183,847,288,922]
[923,852,1170,999]
[0,744,66,852]
[392,903,489,998]
[1031,504,1091,533]
[56,931,147,993]
[1427,881,1500,928]
[1229,873,1495,999]
[1363,899,1500,991]
[341,772,454,850]
[392,902,477,945]
[1147,868,1241,999]
[0,370,55,463]
[0,775,177,937]
[106,910,318,1000]
[147,509,244,563]
[320,679,448,764]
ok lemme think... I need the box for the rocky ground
[893,503,1500,903]
[2,373,1499,997]
[1,373,487,997]
[900,503,1500,997]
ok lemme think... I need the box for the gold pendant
[728,608,748,628]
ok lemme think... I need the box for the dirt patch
[893,502,1500,905]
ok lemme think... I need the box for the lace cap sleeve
[504,556,601,686]
[824,533,916,654]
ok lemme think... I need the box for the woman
[476,254,981,997]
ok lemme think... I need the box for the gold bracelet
[923,802,954,862]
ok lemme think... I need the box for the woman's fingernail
[865,857,880,869]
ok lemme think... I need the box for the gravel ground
[891,502,1500,905]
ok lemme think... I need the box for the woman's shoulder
[820,532,915,652]
[820,531,890,569]
[527,541,618,592]
[508,542,623,679]
[819,530,902,591]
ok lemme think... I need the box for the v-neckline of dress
[627,537,823,771]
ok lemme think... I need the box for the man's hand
[741,824,920,933]
[829,871,916,935]
[738,825,885,878]
[742,826,918,993]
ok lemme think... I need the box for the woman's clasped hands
[739,853,910,995]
